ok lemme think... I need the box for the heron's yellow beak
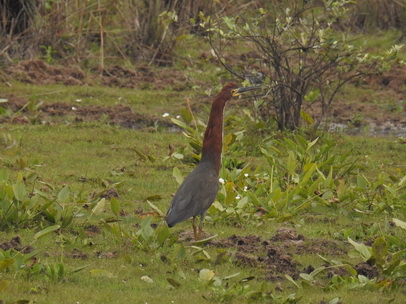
[232,85,262,96]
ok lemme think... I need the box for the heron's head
[218,82,261,102]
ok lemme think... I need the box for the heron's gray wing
[166,164,219,227]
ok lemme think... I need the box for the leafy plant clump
[204,0,403,130]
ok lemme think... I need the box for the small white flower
[176,115,180,119]
[243,186,248,192]
[75,99,82,102]
[235,195,241,200]
[244,173,249,177]
[162,113,170,118]
[71,106,77,111]
[219,178,225,184]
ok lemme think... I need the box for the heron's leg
[197,212,207,239]
[192,216,199,241]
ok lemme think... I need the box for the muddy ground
[0,226,379,283]
[1,59,405,132]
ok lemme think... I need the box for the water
[328,122,406,137]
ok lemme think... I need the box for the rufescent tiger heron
[166,83,261,240]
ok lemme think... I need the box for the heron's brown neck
[201,96,227,176]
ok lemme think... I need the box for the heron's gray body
[166,161,219,227]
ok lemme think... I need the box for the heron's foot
[193,226,200,241]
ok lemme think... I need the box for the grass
[1,26,405,302]
[1,83,405,303]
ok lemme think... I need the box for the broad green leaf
[284,274,300,289]
[301,163,317,185]
[172,167,184,185]
[309,266,326,277]
[147,200,165,216]
[157,225,170,246]
[300,273,314,281]
[348,237,372,261]
[193,234,218,245]
[176,244,186,259]
[393,218,406,230]
[110,197,120,216]
[34,225,60,240]
[372,237,387,265]
[180,107,193,124]
[92,198,106,215]
[171,118,194,133]
[12,180,26,201]
[199,269,215,281]
[57,186,70,203]
[300,110,314,124]
[329,298,341,304]
[307,137,319,150]
[287,151,297,176]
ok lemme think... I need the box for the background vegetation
[0,0,405,303]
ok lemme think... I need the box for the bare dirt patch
[1,59,404,132]
[0,236,32,253]
[2,60,193,91]
[4,60,86,86]
[66,248,88,260]
[0,94,160,129]
[211,234,300,281]
[211,228,350,281]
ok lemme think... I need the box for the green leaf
[34,225,60,240]
[92,198,106,215]
[176,244,186,259]
[193,234,218,245]
[287,151,297,176]
[309,266,326,277]
[300,273,314,281]
[57,186,70,203]
[284,274,300,289]
[393,218,406,230]
[180,107,193,124]
[199,269,215,281]
[223,272,240,280]
[156,225,170,246]
[301,163,317,185]
[110,197,120,216]
[147,200,165,217]
[12,180,26,201]
[173,167,184,185]
[372,237,387,265]
[348,237,372,261]
[300,110,314,124]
